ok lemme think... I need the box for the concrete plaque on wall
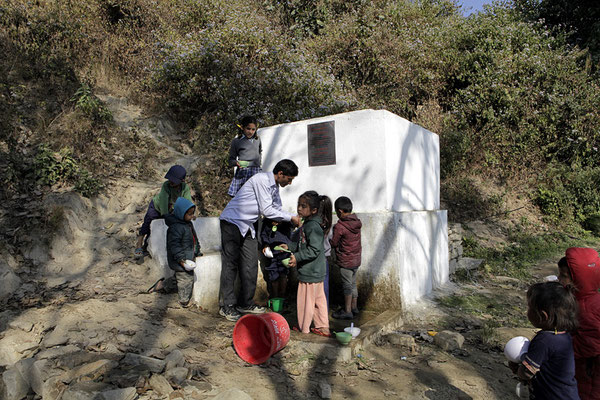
[307,121,336,166]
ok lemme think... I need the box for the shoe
[219,305,241,321]
[236,304,266,314]
[134,247,144,259]
[332,310,354,320]
[146,278,165,293]
[311,328,332,337]
[352,308,359,316]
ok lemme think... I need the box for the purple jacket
[330,214,362,269]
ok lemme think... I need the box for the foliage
[535,165,600,225]
[71,83,112,123]
[2,0,600,229]
[514,0,600,68]
[33,144,102,197]
[462,229,592,278]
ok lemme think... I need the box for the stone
[317,381,332,399]
[61,381,111,400]
[42,329,70,348]
[30,359,63,396]
[60,359,118,384]
[97,387,137,400]
[181,380,212,396]
[35,345,81,360]
[7,319,33,333]
[457,257,484,271]
[433,330,465,351]
[386,333,416,347]
[0,260,21,300]
[165,367,189,386]
[41,376,67,400]
[213,388,253,400]
[122,353,166,373]
[164,349,185,371]
[149,374,173,396]
[169,390,185,399]
[0,332,40,366]
[2,367,30,400]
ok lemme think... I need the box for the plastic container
[335,332,352,345]
[233,312,290,364]
[238,160,250,168]
[504,336,530,363]
[267,297,285,313]
[344,327,361,338]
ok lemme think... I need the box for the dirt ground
[0,94,571,400]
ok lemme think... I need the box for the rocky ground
[0,94,566,400]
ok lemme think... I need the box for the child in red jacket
[330,196,362,320]
[558,247,600,400]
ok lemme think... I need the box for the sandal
[311,328,332,338]
[146,278,165,293]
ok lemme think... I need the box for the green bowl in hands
[282,258,291,267]
[238,160,250,168]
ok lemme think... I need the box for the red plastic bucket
[233,312,290,365]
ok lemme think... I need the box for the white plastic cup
[184,260,196,271]
[504,336,530,363]
[264,247,273,258]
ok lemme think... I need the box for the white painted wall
[259,109,440,213]
[146,109,448,310]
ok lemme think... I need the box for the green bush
[71,83,112,123]
[34,144,102,197]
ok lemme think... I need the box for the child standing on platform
[227,116,261,197]
[260,218,294,299]
[509,281,580,400]
[285,191,332,336]
[331,196,362,320]
[558,248,600,400]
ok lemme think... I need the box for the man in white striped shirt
[219,159,301,321]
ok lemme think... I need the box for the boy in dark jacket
[165,197,202,307]
[330,196,362,320]
[260,218,294,299]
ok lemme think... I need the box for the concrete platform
[282,310,404,362]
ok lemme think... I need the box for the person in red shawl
[559,247,600,400]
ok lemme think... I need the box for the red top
[565,247,600,359]
[330,214,362,269]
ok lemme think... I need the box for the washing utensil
[344,322,361,338]
[183,260,196,271]
[264,247,273,258]
[504,336,530,363]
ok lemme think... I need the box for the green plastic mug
[268,297,285,313]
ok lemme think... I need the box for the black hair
[237,115,258,138]
[527,281,578,332]
[272,159,298,177]
[299,190,332,235]
[557,256,576,293]
[334,196,353,213]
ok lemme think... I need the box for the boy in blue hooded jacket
[164,197,202,306]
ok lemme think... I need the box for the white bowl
[344,327,361,338]
[504,336,530,363]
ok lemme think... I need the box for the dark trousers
[162,271,194,304]
[220,220,258,307]
[139,200,160,247]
